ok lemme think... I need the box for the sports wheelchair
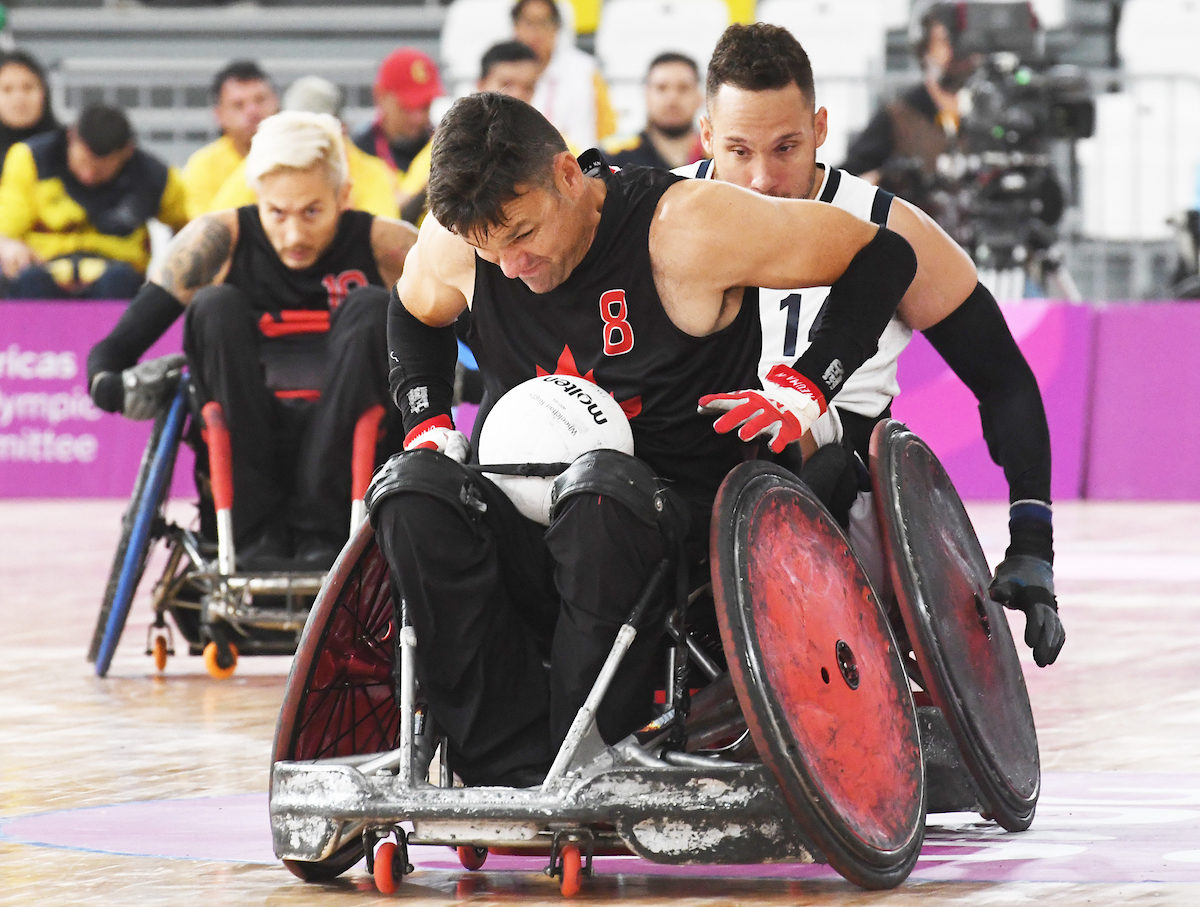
[87,355,389,679]
[268,420,1041,893]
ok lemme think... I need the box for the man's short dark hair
[511,0,560,26]
[428,92,568,239]
[211,60,271,102]
[647,52,699,83]
[480,40,540,80]
[75,104,133,156]
[706,23,815,105]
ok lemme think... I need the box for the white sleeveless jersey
[673,160,913,425]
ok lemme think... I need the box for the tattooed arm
[370,215,419,289]
[147,209,238,305]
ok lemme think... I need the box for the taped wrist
[1006,499,1054,564]
[86,282,184,385]
[387,285,457,436]
[792,226,916,401]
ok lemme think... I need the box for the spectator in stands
[0,104,188,300]
[182,61,279,219]
[352,48,443,182]
[841,3,976,196]
[0,49,58,165]
[394,41,548,224]
[512,0,615,149]
[209,75,400,220]
[604,52,704,170]
[477,39,542,106]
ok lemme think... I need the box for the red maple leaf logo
[536,344,642,419]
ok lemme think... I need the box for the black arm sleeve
[386,284,458,436]
[841,106,895,176]
[86,282,184,412]
[792,226,917,402]
[922,281,1052,509]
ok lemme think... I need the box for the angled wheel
[92,377,190,676]
[870,420,1040,831]
[710,461,925,890]
[272,520,400,881]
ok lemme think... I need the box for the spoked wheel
[710,461,925,890]
[92,378,190,676]
[272,521,400,881]
[871,420,1040,831]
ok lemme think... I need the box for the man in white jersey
[678,24,1064,668]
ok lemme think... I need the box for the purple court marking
[4,773,1200,883]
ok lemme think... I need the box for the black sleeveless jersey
[223,206,383,316]
[469,163,760,508]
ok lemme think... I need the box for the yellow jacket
[182,134,245,221]
[207,137,400,219]
[0,131,188,275]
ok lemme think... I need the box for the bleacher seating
[595,0,729,138]
[440,0,575,99]
[756,0,887,167]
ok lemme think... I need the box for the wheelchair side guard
[272,520,399,766]
[869,420,1039,832]
[710,461,925,890]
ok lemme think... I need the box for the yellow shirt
[182,134,245,220]
[207,138,400,219]
[0,140,189,275]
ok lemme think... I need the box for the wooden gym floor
[1,498,1198,905]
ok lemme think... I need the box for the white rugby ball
[478,374,634,524]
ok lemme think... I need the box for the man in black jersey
[87,112,417,568]
[694,24,1063,668]
[368,92,918,786]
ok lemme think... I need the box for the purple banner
[891,301,1093,501]
[1087,303,1200,499]
[0,302,194,499]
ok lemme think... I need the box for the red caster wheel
[152,635,169,672]
[202,640,237,679]
[457,845,487,870]
[559,844,582,898]
[373,841,404,894]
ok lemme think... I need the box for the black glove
[90,354,186,421]
[989,555,1065,667]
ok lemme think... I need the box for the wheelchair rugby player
[87,111,417,569]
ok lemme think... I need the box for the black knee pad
[366,448,485,528]
[549,450,682,534]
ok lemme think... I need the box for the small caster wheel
[152,635,169,672]
[457,845,487,870]
[559,844,582,898]
[373,840,404,894]
[203,640,238,679]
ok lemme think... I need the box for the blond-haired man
[88,112,417,568]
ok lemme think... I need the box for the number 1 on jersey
[780,293,802,357]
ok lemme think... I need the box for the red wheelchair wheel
[272,521,400,880]
[871,420,1039,831]
[711,461,925,890]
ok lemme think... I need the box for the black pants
[183,284,391,546]
[374,465,683,786]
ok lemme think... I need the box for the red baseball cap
[376,48,444,109]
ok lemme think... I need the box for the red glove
[404,414,470,463]
[698,364,827,454]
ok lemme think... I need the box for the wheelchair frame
[269,446,1010,895]
[89,369,384,678]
